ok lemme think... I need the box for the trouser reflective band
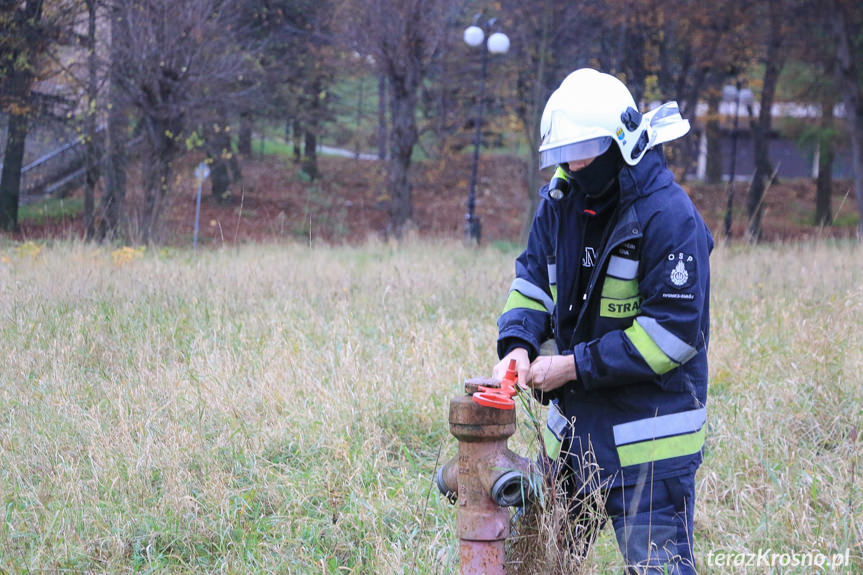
[543,399,569,459]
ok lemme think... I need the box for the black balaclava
[564,144,625,199]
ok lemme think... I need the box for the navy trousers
[552,463,698,575]
[604,471,697,574]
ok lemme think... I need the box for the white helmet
[538,68,691,169]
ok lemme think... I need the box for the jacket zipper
[571,214,642,344]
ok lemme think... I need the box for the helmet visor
[538,137,612,170]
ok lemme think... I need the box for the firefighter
[493,68,712,574]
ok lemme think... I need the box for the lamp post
[721,81,753,240]
[464,16,509,244]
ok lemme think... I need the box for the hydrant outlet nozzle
[436,457,458,504]
[491,469,532,508]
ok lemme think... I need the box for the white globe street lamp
[463,25,484,48]
[464,16,509,244]
[487,32,510,54]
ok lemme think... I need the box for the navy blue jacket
[498,148,713,488]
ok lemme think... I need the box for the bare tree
[99,0,129,241]
[832,0,863,238]
[112,0,259,243]
[342,0,455,239]
[83,0,99,239]
[499,0,579,240]
[236,0,336,181]
[0,0,45,231]
[786,1,841,228]
[815,88,836,227]
[746,0,790,242]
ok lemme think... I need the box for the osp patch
[665,252,696,290]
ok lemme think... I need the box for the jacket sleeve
[497,198,556,360]
[573,199,712,389]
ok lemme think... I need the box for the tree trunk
[377,74,387,161]
[300,76,322,180]
[207,115,233,201]
[140,115,176,244]
[623,17,646,106]
[706,95,723,184]
[291,119,302,164]
[228,148,242,183]
[522,147,541,244]
[386,76,419,239]
[0,0,42,232]
[519,7,551,244]
[0,111,28,232]
[142,147,173,244]
[303,129,318,180]
[674,72,707,184]
[99,1,128,242]
[815,92,835,226]
[833,0,863,238]
[84,0,99,240]
[238,113,253,156]
[209,156,230,201]
[747,0,784,243]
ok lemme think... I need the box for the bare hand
[527,355,576,393]
[493,347,530,390]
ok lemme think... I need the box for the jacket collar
[617,146,673,206]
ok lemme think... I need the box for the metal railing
[19,127,105,198]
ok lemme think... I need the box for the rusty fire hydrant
[436,376,535,574]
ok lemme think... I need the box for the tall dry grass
[698,242,862,573]
[0,239,859,573]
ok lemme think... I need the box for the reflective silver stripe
[613,407,706,446]
[547,263,557,285]
[607,256,638,279]
[546,400,569,441]
[636,316,697,364]
[510,278,555,313]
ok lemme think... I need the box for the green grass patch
[18,196,84,223]
[252,136,295,157]
[832,210,860,228]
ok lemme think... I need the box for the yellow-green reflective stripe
[600,296,641,318]
[613,408,707,445]
[554,165,569,180]
[543,426,562,459]
[503,290,547,313]
[510,278,554,312]
[544,401,568,459]
[617,428,706,467]
[624,319,678,374]
[637,316,697,364]
[601,277,638,299]
[550,284,557,304]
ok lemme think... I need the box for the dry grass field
[0,239,860,573]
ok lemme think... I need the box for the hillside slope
[7,153,860,244]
